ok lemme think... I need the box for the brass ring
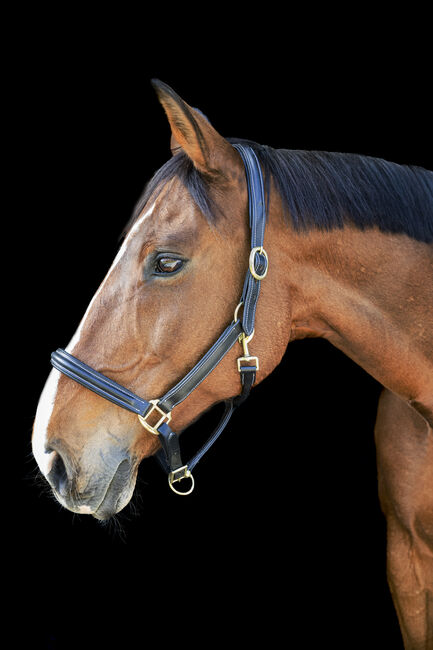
[168,467,195,496]
[233,301,244,323]
[249,247,268,280]
[168,472,195,497]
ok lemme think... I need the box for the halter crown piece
[51,145,268,495]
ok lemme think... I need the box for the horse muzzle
[45,442,136,520]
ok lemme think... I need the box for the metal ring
[168,468,195,496]
[233,301,244,323]
[249,247,268,280]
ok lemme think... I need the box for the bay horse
[32,80,432,649]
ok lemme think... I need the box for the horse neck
[271,221,433,421]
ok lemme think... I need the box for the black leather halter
[51,144,268,495]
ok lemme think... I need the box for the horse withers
[33,80,433,649]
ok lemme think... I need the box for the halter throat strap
[50,144,267,495]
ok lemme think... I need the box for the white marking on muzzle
[32,369,61,476]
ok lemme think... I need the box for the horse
[32,79,433,649]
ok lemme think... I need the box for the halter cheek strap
[235,143,268,336]
[50,144,268,495]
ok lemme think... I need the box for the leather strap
[155,399,235,474]
[156,363,256,476]
[234,365,257,407]
[51,348,151,416]
[52,321,249,482]
[51,320,243,419]
[233,144,268,336]
[158,320,243,412]
[156,422,184,472]
[187,399,235,471]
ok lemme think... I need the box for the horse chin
[92,459,137,521]
[52,458,137,521]
[92,492,134,521]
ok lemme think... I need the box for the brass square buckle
[237,355,259,372]
[138,399,172,435]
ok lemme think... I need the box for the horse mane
[129,138,433,243]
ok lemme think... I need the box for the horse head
[32,81,288,518]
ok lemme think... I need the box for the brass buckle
[168,465,195,496]
[137,400,172,435]
[249,246,268,280]
[237,356,259,372]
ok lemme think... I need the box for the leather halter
[51,144,268,495]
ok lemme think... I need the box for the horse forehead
[135,181,203,238]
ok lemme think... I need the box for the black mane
[130,138,433,243]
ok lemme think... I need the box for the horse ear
[151,79,238,174]
[170,107,211,157]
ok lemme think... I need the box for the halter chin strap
[50,144,268,495]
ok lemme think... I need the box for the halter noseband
[51,145,268,495]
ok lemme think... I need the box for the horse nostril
[46,451,69,497]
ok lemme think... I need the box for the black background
[11,11,431,650]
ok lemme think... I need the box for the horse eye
[155,257,184,274]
